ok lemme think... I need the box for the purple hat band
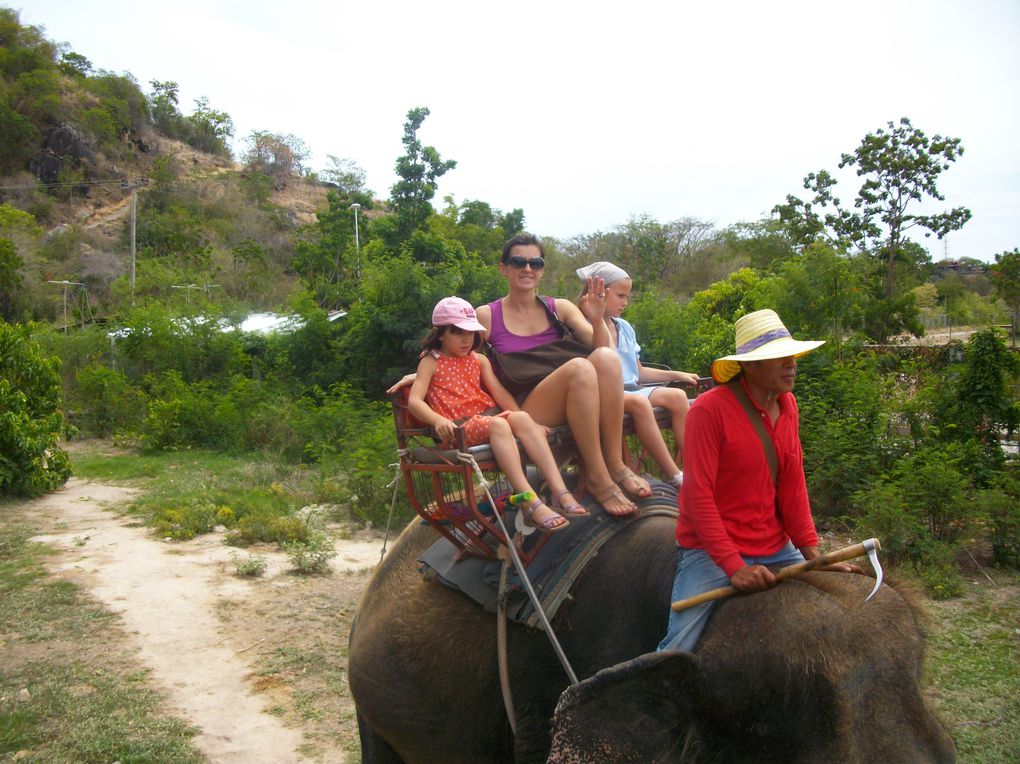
[736,327,792,355]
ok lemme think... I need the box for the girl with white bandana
[576,261,699,486]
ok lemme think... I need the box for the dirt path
[26,478,384,763]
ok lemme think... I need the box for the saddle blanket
[418,481,678,629]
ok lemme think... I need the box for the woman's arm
[406,356,456,442]
[386,372,416,395]
[557,293,610,349]
[476,353,519,412]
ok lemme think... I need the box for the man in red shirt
[658,309,858,652]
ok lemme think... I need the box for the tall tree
[774,117,972,299]
[389,107,456,237]
[990,248,1020,346]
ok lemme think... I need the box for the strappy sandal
[611,466,652,499]
[552,489,589,517]
[592,483,637,516]
[521,498,569,533]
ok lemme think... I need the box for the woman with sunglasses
[473,234,650,516]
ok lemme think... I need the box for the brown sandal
[592,483,637,516]
[552,489,589,517]
[611,466,652,499]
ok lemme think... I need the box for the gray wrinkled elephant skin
[349,517,955,764]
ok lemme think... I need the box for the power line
[0,177,136,191]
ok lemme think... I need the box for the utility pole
[47,280,85,327]
[171,283,220,303]
[122,178,149,304]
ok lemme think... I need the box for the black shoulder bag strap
[726,379,779,490]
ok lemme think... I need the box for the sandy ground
[25,478,385,763]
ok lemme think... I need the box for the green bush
[980,473,1020,568]
[284,525,335,574]
[0,322,71,496]
[152,501,217,540]
[851,441,987,596]
[73,363,147,437]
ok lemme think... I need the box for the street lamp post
[350,203,361,297]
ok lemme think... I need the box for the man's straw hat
[711,309,824,383]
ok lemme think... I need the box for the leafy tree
[243,131,308,190]
[774,118,972,300]
[389,106,456,238]
[148,79,184,136]
[499,208,526,240]
[990,248,1020,346]
[0,238,23,320]
[758,241,869,357]
[58,51,92,77]
[187,96,233,157]
[953,328,1020,455]
[292,189,368,308]
[0,321,72,497]
[322,155,370,197]
[0,9,58,80]
[0,97,40,173]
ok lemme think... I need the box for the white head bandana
[575,261,630,285]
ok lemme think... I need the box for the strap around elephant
[726,379,779,490]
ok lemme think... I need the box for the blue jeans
[657,542,805,652]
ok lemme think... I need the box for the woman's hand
[578,276,607,323]
[386,372,416,395]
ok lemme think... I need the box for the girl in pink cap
[407,296,589,533]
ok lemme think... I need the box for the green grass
[0,510,204,763]
[926,568,1020,764]
[71,445,322,544]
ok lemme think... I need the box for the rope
[377,454,405,564]
[496,558,516,733]
[458,452,579,686]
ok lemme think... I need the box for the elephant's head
[548,575,956,763]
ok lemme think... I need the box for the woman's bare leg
[487,417,565,529]
[523,358,635,515]
[649,387,690,464]
[624,394,681,481]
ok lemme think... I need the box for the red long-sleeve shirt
[676,380,819,577]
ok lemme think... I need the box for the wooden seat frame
[390,375,714,564]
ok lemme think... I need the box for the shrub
[284,525,335,574]
[851,441,986,597]
[73,363,147,437]
[228,512,309,546]
[230,551,267,578]
[152,501,217,540]
[979,473,1020,568]
[0,322,71,497]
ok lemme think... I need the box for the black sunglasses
[506,255,545,270]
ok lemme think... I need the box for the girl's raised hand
[578,276,607,322]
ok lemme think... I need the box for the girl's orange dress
[424,351,510,447]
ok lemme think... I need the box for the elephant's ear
[547,650,701,763]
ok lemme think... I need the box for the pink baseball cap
[432,296,486,332]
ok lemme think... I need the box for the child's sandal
[552,489,589,517]
[521,498,568,533]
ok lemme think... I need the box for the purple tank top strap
[486,296,562,353]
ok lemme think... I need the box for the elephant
[348,510,955,763]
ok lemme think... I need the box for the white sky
[19,0,1020,262]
